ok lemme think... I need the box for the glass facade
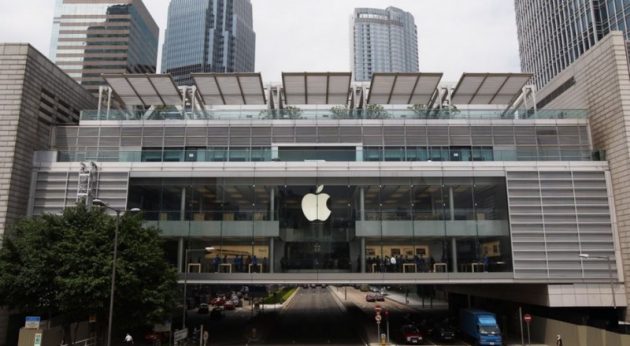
[162,0,256,85]
[352,7,419,81]
[516,0,630,89]
[48,0,158,94]
[128,177,512,275]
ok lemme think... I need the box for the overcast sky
[0,0,521,83]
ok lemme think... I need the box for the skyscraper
[162,0,256,85]
[49,0,159,95]
[351,7,419,82]
[515,0,630,89]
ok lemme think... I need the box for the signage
[301,185,332,221]
[375,314,382,323]
[33,333,42,346]
[25,316,40,329]
[174,328,188,342]
[374,305,382,313]
[523,314,532,323]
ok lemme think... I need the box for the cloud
[0,0,520,83]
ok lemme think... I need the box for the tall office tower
[351,7,419,82]
[515,0,630,89]
[49,0,159,94]
[162,0,256,85]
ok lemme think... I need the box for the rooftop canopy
[282,72,352,105]
[367,72,443,106]
[192,73,266,106]
[451,73,532,105]
[102,74,182,106]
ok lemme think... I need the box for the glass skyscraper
[161,0,256,85]
[515,0,630,89]
[49,0,159,95]
[351,7,419,82]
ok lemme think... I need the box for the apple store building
[28,72,625,306]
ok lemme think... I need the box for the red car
[401,324,423,344]
[223,300,235,310]
[211,297,226,306]
[374,293,385,302]
[365,294,376,302]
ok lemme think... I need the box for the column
[177,238,184,273]
[449,186,455,221]
[269,238,275,274]
[449,186,457,272]
[361,238,366,273]
[452,238,458,273]
[360,187,366,273]
[270,188,275,221]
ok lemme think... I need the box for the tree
[0,204,178,345]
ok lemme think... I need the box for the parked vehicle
[459,309,502,345]
[365,294,377,302]
[223,301,235,310]
[197,303,209,314]
[400,324,423,344]
[431,321,456,342]
[211,296,226,306]
[210,307,224,320]
[374,293,385,302]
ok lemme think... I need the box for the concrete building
[0,43,96,346]
[161,0,256,85]
[49,0,159,94]
[351,7,419,82]
[515,0,630,89]
[534,31,630,320]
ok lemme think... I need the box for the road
[264,286,366,345]
[183,286,470,346]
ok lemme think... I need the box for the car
[210,297,226,306]
[209,307,224,320]
[302,284,309,289]
[197,303,209,314]
[365,294,376,302]
[400,324,423,344]
[223,300,235,310]
[431,323,456,342]
[374,293,385,302]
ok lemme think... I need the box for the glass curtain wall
[127,176,512,275]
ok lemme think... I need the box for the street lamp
[92,199,140,346]
[579,253,617,309]
[182,247,215,329]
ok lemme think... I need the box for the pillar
[452,238,458,273]
[361,238,366,273]
[269,238,275,273]
[178,238,184,273]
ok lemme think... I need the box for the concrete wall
[537,31,630,318]
[529,316,630,346]
[0,43,96,346]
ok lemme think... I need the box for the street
[184,286,472,346]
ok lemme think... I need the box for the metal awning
[282,72,352,105]
[367,73,443,105]
[192,73,266,106]
[451,73,532,105]
[102,74,181,106]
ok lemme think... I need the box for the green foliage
[261,287,296,304]
[0,204,178,333]
[408,104,427,115]
[330,106,350,119]
[365,104,389,119]
[282,106,303,119]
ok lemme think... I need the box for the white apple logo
[301,185,331,222]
